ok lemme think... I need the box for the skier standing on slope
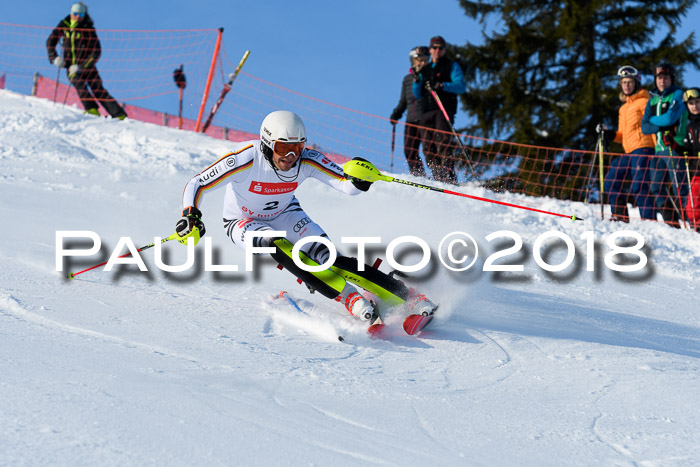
[175,110,437,322]
[45,2,128,119]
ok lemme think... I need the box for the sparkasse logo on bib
[248,181,298,195]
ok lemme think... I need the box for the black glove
[390,109,402,122]
[428,78,442,91]
[662,132,678,151]
[419,65,433,83]
[176,206,206,238]
[411,68,421,82]
[344,157,373,192]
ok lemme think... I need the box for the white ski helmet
[71,2,87,15]
[259,110,307,153]
[409,46,429,64]
[617,65,641,84]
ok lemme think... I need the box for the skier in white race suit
[176,110,436,321]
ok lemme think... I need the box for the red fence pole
[194,27,223,133]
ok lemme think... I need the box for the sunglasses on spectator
[430,45,444,50]
[71,12,85,17]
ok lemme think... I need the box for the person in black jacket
[46,2,127,119]
[390,46,429,177]
[412,35,467,184]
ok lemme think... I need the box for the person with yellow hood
[46,2,127,119]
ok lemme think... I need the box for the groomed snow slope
[1,90,699,466]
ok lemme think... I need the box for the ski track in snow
[0,291,237,373]
[1,90,700,465]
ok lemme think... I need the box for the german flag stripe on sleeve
[193,152,253,206]
[199,144,253,174]
[302,158,345,180]
[200,158,253,188]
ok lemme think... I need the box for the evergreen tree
[455,0,699,150]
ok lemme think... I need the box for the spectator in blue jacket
[412,35,467,184]
[641,62,688,226]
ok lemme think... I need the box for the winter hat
[71,2,87,15]
[654,61,676,84]
[430,36,446,47]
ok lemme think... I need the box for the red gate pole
[194,27,223,133]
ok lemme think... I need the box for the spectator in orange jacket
[597,66,656,221]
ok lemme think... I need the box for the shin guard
[270,238,345,299]
[331,256,409,306]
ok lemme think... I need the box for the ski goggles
[273,141,305,157]
[683,88,700,103]
[70,11,85,17]
[617,66,638,78]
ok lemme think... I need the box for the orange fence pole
[195,27,223,133]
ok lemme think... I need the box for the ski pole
[53,45,64,103]
[598,134,605,220]
[390,122,396,172]
[684,152,697,231]
[666,142,687,228]
[201,50,250,133]
[279,291,345,342]
[67,233,179,279]
[583,139,598,203]
[425,81,477,179]
[52,66,61,103]
[62,77,71,106]
[344,159,583,221]
[663,184,683,224]
[280,291,306,314]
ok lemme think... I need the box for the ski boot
[406,288,438,316]
[342,291,377,322]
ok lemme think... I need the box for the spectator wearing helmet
[176,110,438,324]
[412,35,467,184]
[662,87,700,229]
[390,46,429,177]
[641,62,689,227]
[46,2,127,119]
[596,66,656,221]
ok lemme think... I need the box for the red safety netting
[203,47,697,229]
[2,22,697,229]
[0,22,222,122]
[32,74,257,141]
